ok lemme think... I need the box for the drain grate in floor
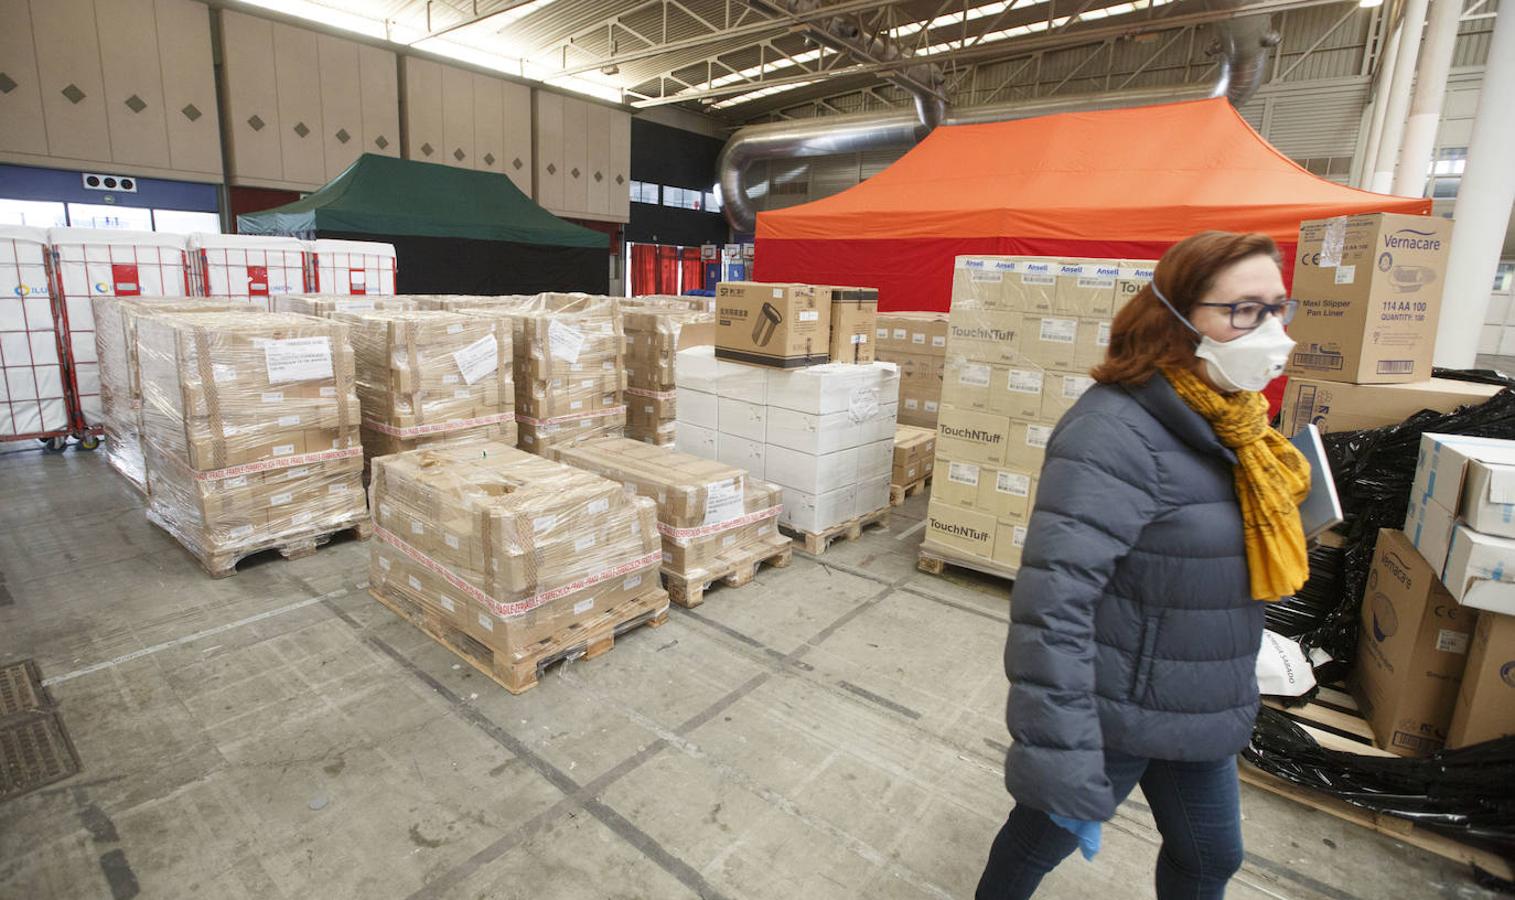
[0,659,80,803]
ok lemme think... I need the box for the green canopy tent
[238,153,609,294]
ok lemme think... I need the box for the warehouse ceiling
[233,0,1345,122]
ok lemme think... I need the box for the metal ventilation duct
[717,15,1280,233]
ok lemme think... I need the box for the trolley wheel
[78,434,101,451]
[44,436,68,452]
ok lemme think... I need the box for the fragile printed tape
[655,505,783,545]
[364,411,516,438]
[190,446,362,482]
[514,405,628,427]
[625,387,678,401]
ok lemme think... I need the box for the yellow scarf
[1163,367,1312,601]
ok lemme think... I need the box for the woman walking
[977,231,1310,899]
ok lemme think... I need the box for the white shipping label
[573,599,595,615]
[226,476,249,488]
[588,498,610,515]
[722,534,737,548]
[1320,216,1347,268]
[876,327,889,339]
[912,333,926,344]
[575,535,596,552]
[970,270,1003,283]
[443,374,460,385]
[1007,369,1043,394]
[452,335,499,385]
[378,555,391,571]
[261,391,283,403]
[408,575,422,591]
[1012,525,1028,548]
[263,337,334,383]
[959,364,991,387]
[410,520,425,535]
[1039,318,1077,344]
[477,613,494,632]
[623,574,643,591]
[948,461,980,486]
[892,328,907,340]
[321,386,337,398]
[548,320,586,363]
[444,533,460,549]
[212,364,238,382]
[277,415,301,427]
[228,525,254,540]
[772,288,784,298]
[1021,273,1056,286]
[1097,321,1112,347]
[932,335,946,347]
[454,388,470,399]
[1334,265,1356,285]
[1436,629,1470,654]
[269,492,293,507]
[439,596,455,613]
[705,479,745,524]
[333,299,374,312]
[532,514,556,533]
[328,484,348,496]
[287,467,310,478]
[1062,375,1095,400]
[798,310,819,322]
[925,400,939,413]
[1027,425,1053,448]
[996,471,1031,496]
[905,398,919,410]
[273,444,295,457]
[852,333,866,345]
[447,323,464,334]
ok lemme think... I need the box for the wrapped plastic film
[335,309,516,470]
[91,298,253,493]
[369,441,665,662]
[459,294,627,458]
[273,294,417,318]
[410,295,535,312]
[555,437,786,583]
[623,308,715,445]
[136,311,366,567]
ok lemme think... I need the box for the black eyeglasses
[1196,299,1299,330]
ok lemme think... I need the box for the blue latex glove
[1048,814,1102,860]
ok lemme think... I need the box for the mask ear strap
[1151,283,1204,338]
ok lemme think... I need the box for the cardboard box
[992,367,1045,420]
[978,467,1036,522]
[855,474,891,516]
[1286,213,1451,384]
[675,346,767,403]
[857,438,894,480]
[1410,433,1515,540]
[714,281,830,368]
[1075,318,1111,372]
[876,313,949,356]
[1446,611,1515,748]
[1020,315,1079,370]
[765,362,889,415]
[764,445,858,495]
[1054,261,1119,318]
[950,257,1023,310]
[782,485,856,533]
[676,421,717,458]
[765,407,858,455]
[898,390,941,429]
[717,397,767,443]
[1352,529,1477,756]
[1444,526,1515,616]
[676,388,718,430]
[934,458,983,509]
[716,433,766,479]
[993,520,1029,570]
[1042,372,1096,422]
[1278,378,1502,437]
[923,501,997,561]
[1404,493,1456,581]
[935,408,1009,467]
[827,287,878,364]
[941,360,996,413]
[1114,261,1157,316]
[945,308,1024,365]
[1004,419,1053,472]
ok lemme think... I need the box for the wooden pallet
[782,505,891,555]
[916,545,1017,582]
[664,533,793,609]
[370,584,670,695]
[150,508,372,578]
[1240,685,1513,882]
[889,476,931,507]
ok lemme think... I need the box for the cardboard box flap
[1480,463,1515,505]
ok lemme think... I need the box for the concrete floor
[0,447,1501,900]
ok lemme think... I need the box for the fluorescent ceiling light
[235,0,388,39]
[709,80,819,109]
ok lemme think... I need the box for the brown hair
[1091,231,1281,386]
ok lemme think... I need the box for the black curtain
[320,231,607,295]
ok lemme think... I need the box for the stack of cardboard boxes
[876,313,948,429]
[464,296,627,459]
[336,309,516,472]
[555,437,788,600]
[91,298,248,494]
[369,441,667,690]
[921,255,1154,574]
[892,425,937,490]
[623,307,715,446]
[137,311,366,574]
[1277,213,1499,435]
[1355,434,1515,755]
[413,295,534,312]
[273,295,417,318]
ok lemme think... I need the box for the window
[661,186,702,210]
[152,209,220,234]
[66,202,152,230]
[629,180,659,204]
[1295,156,1353,184]
[1496,261,1515,294]
[705,190,721,213]
[0,199,67,227]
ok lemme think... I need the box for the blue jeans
[976,750,1244,900]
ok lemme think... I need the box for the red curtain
[630,243,657,296]
[679,247,703,293]
[657,245,680,294]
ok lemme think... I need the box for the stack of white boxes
[674,347,898,533]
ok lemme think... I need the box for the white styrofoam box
[1412,433,1515,538]
[676,387,718,429]
[765,363,879,415]
[764,444,858,495]
[765,406,860,455]
[1444,525,1515,615]
[858,438,894,479]
[875,361,900,402]
[867,401,900,443]
[676,421,717,459]
[1482,324,1503,355]
[716,432,765,479]
[306,238,397,296]
[188,233,306,310]
[674,346,766,402]
[781,485,857,533]
[0,226,69,436]
[1500,326,1515,357]
[718,397,766,442]
[1487,293,1512,326]
[47,227,192,428]
[855,475,891,516]
[1405,494,1456,579]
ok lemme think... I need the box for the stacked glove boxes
[623,307,714,446]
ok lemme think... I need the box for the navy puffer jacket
[1002,372,1264,822]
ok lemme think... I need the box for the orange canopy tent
[754,98,1431,311]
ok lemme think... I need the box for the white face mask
[1152,285,1295,393]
